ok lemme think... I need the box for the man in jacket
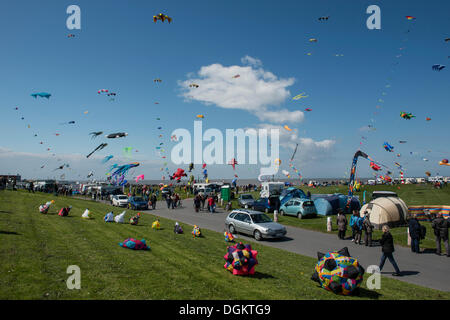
[349,210,359,242]
[408,214,422,253]
[354,214,364,245]
[150,193,157,210]
[379,225,402,276]
[432,213,450,257]
[336,209,348,240]
[363,212,374,247]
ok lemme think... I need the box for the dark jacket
[363,216,373,234]
[336,214,347,231]
[380,232,395,253]
[432,217,449,239]
[408,218,421,239]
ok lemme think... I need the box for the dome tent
[311,194,360,215]
[359,197,407,229]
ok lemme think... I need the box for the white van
[260,182,284,198]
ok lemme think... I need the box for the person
[349,210,359,242]
[379,225,402,276]
[408,214,422,253]
[208,196,216,213]
[194,195,201,212]
[432,212,450,257]
[200,194,206,211]
[150,193,157,210]
[166,193,172,209]
[307,191,311,199]
[354,214,363,245]
[171,193,176,209]
[362,212,374,247]
[336,209,347,240]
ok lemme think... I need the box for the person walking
[208,196,216,213]
[165,193,172,209]
[362,212,374,247]
[379,225,402,276]
[432,212,450,257]
[408,214,422,253]
[336,209,348,240]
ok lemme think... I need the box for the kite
[106,132,128,139]
[107,92,116,96]
[67,34,75,38]
[228,158,238,170]
[400,111,415,120]
[108,162,140,185]
[223,242,258,276]
[154,78,162,82]
[90,131,103,139]
[293,92,308,100]
[53,164,66,171]
[423,158,429,162]
[426,117,431,121]
[304,108,312,111]
[188,162,194,172]
[87,171,94,178]
[31,92,51,99]
[196,115,204,119]
[370,162,381,171]
[440,159,449,166]
[135,174,144,183]
[102,155,113,164]
[60,120,75,125]
[284,125,293,132]
[445,38,450,42]
[309,38,318,42]
[153,13,172,23]
[311,247,364,295]
[98,89,109,94]
[119,238,150,251]
[171,168,187,181]
[405,16,416,20]
[425,171,431,177]
[399,141,407,144]
[383,142,394,152]
[86,143,108,158]
[432,64,445,71]
[171,135,177,141]
[232,74,240,78]
[189,84,199,88]
[123,147,133,158]
[318,16,330,21]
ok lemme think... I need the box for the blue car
[251,196,278,213]
[279,198,317,219]
[128,196,148,210]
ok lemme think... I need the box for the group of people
[162,192,182,209]
[336,209,374,246]
[193,193,217,213]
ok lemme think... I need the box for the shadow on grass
[0,210,13,214]
[354,287,382,299]
[252,271,275,279]
[0,230,20,235]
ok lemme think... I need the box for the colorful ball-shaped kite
[223,242,258,276]
[192,225,201,238]
[119,238,150,250]
[311,247,365,295]
[440,159,449,166]
[152,219,160,229]
[224,231,235,242]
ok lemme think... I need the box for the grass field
[1,190,449,300]
[226,184,450,250]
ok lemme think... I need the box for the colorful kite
[400,111,415,120]
[284,125,293,132]
[153,13,172,23]
[228,158,238,170]
[439,159,449,166]
[383,142,394,152]
[31,92,51,99]
[293,92,308,100]
[102,155,114,164]
[86,143,108,158]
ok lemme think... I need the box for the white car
[112,195,129,207]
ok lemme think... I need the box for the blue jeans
[411,237,420,253]
[379,252,401,274]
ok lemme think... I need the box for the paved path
[105,197,450,292]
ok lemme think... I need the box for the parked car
[197,187,213,197]
[279,198,317,219]
[238,194,255,208]
[128,196,148,210]
[251,196,278,213]
[225,209,287,241]
[112,195,129,207]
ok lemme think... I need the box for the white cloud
[179,57,303,123]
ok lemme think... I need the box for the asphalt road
[111,197,449,292]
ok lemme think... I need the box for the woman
[379,225,402,276]
[336,209,348,240]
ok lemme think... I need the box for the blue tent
[312,194,360,215]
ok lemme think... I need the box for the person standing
[408,214,422,253]
[150,193,157,210]
[208,196,216,213]
[194,195,201,212]
[363,212,374,247]
[379,225,402,276]
[200,194,206,211]
[336,209,348,240]
[166,193,172,209]
[432,212,450,257]
[349,210,359,242]
[354,214,363,245]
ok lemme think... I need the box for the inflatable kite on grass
[114,211,126,223]
[153,13,172,23]
[311,247,364,295]
[81,208,92,219]
[130,212,141,225]
[31,92,51,99]
[104,212,114,222]
[400,112,415,120]
[39,200,55,214]
[174,222,183,234]
[224,231,235,242]
[440,159,450,166]
[223,242,258,276]
[119,238,150,251]
[58,206,72,217]
[383,142,394,152]
[152,219,161,230]
[192,225,201,238]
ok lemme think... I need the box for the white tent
[360,197,408,229]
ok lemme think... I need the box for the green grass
[225,184,450,250]
[0,190,449,300]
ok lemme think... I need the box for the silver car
[225,209,287,241]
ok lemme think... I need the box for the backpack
[419,225,426,240]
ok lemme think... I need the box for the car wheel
[297,213,303,219]
[280,210,285,216]
[229,224,236,234]
[254,230,262,241]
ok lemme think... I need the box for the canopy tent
[359,197,408,229]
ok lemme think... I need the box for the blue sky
[0,0,449,181]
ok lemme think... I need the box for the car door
[285,200,294,215]
[241,214,253,235]
[293,200,301,215]
[232,213,245,233]
[253,199,262,211]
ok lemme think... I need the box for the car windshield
[241,195,253,199]
[251,214,272,223]
[133,197,144,202]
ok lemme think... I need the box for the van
[260,182,284,198]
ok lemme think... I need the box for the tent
[311,194,360,215]
[359,197,408,229]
